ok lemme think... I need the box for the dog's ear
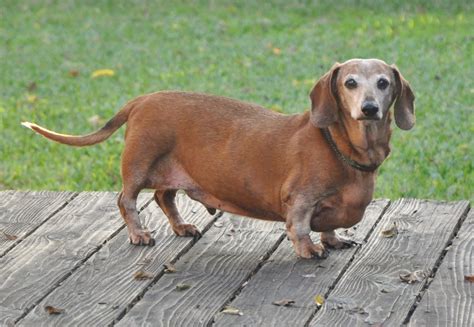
[309,63,341,128]
[392,65,415,130]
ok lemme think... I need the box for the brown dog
[22,58,414,259]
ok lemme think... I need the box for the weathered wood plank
[19,194,217,326]
[0,191,76,257]
[0,191,150,326]
[117,214,286,327]
[213,199,390,327]
[308,199,470,326]
[408,208,472,327]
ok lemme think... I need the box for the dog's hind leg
[118,143,157,246]
[118,188,155,246]
[154,190,202,237]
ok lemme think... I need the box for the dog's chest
[339,174,376,209]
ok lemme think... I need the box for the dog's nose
[361,102,379,117]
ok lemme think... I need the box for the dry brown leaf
[45,305,64,315]
[222,306,243,315]
[69,69,79,77]
[133,270,154,280]
[175,283,191,291]
[314,294,325,307]
[381,222,398,238]
[164,263,177,273]
[399,270,426,284]
[1,230,18,241]
[272,299,295,307]
[464,275,474,282]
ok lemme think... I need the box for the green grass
[1,0,472,201]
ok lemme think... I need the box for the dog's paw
[173,224,202,238]
[321,232,358,249]
[129,230,155,246]
[293,236,328,259]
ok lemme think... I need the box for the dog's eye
[344,78,357,89]
[377,78,389,90]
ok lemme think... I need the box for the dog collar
[321,128,379,173]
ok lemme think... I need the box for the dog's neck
[328,114,392,171]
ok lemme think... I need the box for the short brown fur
[22,59,415,258]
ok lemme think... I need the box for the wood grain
[0,191,76,257]
[19,194,217,326]
[212,200,390,327]
[408,208,472,327]
[308,199,470,326]
[117,214,286,327]
[0,191,150,326]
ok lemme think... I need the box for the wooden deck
[0,191,471,326]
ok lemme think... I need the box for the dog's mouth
[356,116,382,121]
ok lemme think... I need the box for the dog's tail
[21,98,138,147]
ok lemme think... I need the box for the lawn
[1,0,472,201]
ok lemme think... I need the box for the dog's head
[309,59,415,130]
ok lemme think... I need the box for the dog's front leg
[286,203,328,259]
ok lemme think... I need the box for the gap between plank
[0,192,79,259]
[402,204,471,325]
[14,194,155,324]
[110,210,224,326]
[303,200,391,327]
[208,230,287,327]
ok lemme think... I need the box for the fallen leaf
[381,222,398,238]
[1,230,17,240]
[399,270,426,284]
[272,47,281,55]
[27,82,37,92]
[314,294,325,307]
[91,69,115,78]
[164,263,177,273]
[26,94,38,103]
[175,283,191,291]
[222,306,243,315]
[133,270,154,280]
[272,299,295,307]
[464,275,474,282]
[69,69,79,77]
[45,305,64,315]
